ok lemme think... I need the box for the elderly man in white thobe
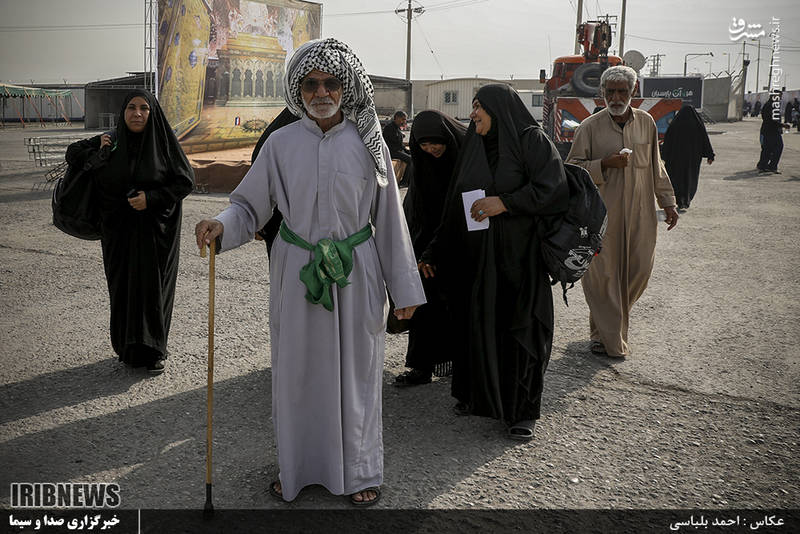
[195,39,425,506]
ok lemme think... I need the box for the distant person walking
[751,99,762,117]
[65,89,194,374]
[661,105,714,211]
[757,92,786,173]
[566,66,678,359]
[382,110,412,185]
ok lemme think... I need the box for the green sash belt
[279,221,372,311]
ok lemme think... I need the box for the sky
[1,0,799,94]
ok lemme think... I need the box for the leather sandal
[350,486,381,507]
[507,420,535,441]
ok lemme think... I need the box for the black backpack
[539,162,607,304]
[52,132,115,240]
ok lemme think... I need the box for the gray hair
[600,65,637,94]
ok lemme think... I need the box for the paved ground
[0,119,797,521]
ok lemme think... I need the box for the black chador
[423,85,568,431]
[65,90,193,368]
[661,105,714,210]
[395,111,466,385]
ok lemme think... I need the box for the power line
[425,0,488,12]
[325,9,396,17]
[627,33,800,50]
[567,0,576,14]
[414,18,445,77]
[0,23,141,32]
[326,0,487,17]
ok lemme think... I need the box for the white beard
[605,96,632,117]
[304,97,341,120]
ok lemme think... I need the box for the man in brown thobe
[567,66,679,358]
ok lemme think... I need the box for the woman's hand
[128,191,147,211]
[470,196,507,222]
[394,305,418,320]
[99,134,112,149]
[418,261,436,279]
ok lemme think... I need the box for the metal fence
[24,132,99,190]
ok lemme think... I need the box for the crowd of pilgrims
[245,85,563,440]
[66,79,708,445]
[67,84,570,442]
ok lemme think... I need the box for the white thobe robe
[214,114,425,501]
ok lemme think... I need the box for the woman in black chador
[661,105,714,210]
[394,110,467,387]
[66,90,194,374]
[420,85,568,440]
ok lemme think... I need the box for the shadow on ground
[723,169,768,181]
[0,340,614,510]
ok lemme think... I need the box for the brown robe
[566,107,675,357]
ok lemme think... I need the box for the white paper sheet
[462,189,490,231]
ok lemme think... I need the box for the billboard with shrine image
[157,0,321,153]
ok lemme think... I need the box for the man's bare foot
[269,480,283,500]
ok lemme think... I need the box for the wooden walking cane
[201,240,215,518]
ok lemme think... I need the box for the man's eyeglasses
[301,77,342,93]
[604,88,630,96]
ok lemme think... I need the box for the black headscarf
[89,89,193,364]
[661,105,714,163]
[426,84,568,424]
[660,105,714,209]
[449,84,548,196]
[100,89,194,216]
[404,110,467,256]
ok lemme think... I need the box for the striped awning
[1,83,72,98]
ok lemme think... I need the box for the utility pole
[395,2,425,114]
[766,29,776,92]
[618,0,627,58]
[650,53,665,77]
[574,0,583,54]
[405,0,412,81]
[753,37,761,92]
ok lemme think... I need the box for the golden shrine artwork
[157,0,321,153]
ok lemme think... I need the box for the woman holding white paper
[419,84,568,441]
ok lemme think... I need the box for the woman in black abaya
[661,105,714,210]
[65,90,194,374]
[394,110,466,387]
[420,85,568,440]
